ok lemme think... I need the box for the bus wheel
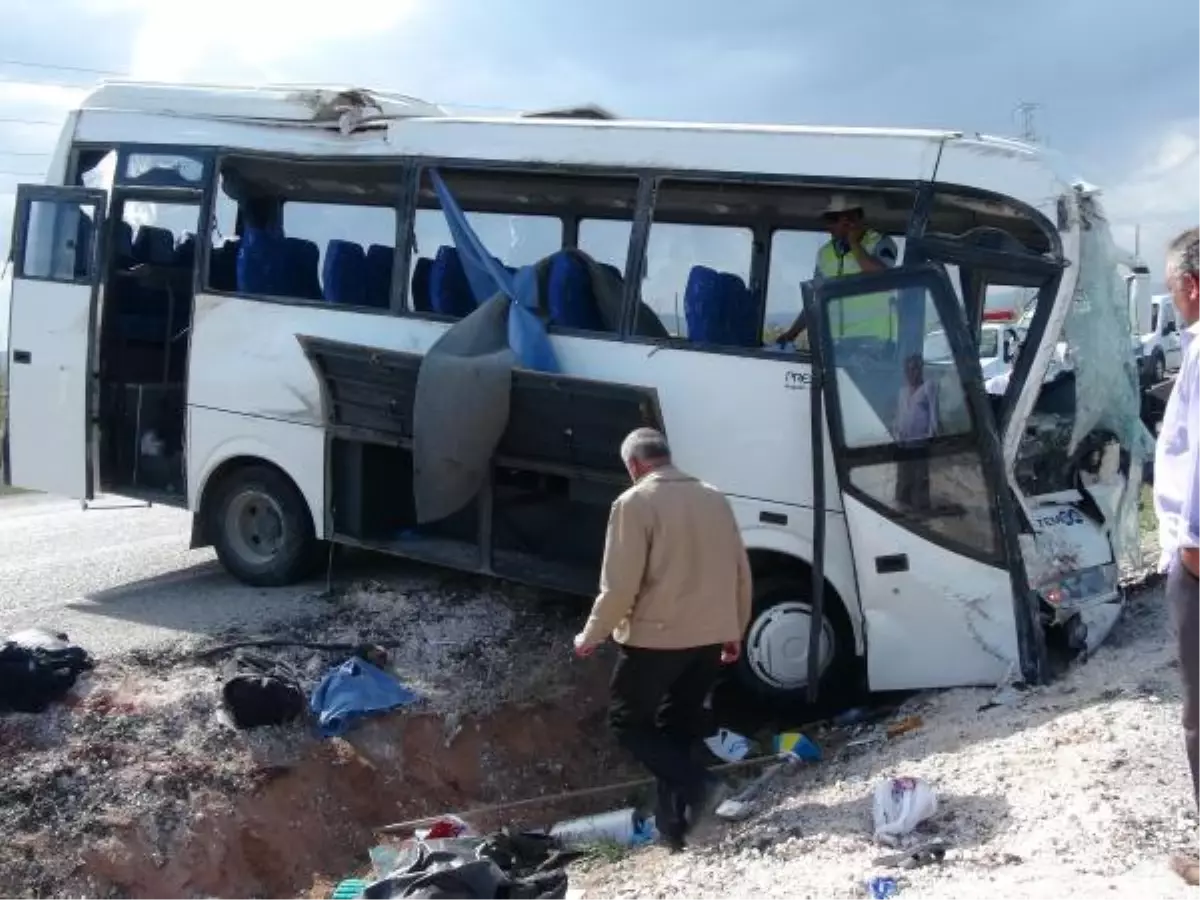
[735,574,858,709]
[208,464,316,587]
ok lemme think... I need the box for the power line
[0,116,61,127]
[0,150,51,157]
[0,57,124,77]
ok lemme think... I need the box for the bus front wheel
[735,573,859,710]
[208,464,317,587]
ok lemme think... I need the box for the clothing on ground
[221,650,305,729]
[578,464,752,648]
[310,657,419,738]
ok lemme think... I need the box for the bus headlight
[1038,563,1119,616]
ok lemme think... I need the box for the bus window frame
[77,144,1062,365]
[198,151,408,319]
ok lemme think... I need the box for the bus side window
[204,158,400,312]
[408,168,638,334]
[765,230,825,350]
[409,207,562,320]
[635,180,755,347]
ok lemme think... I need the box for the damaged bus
[2,83,1152,706]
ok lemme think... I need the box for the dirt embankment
[0,575,640,898]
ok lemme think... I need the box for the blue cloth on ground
[309,658,419,738]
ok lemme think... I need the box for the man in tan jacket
[575,427,752,851]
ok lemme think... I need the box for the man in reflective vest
[776,194,899,346]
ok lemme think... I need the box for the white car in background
[924,322,1022,379]
[1139,294,1183,384]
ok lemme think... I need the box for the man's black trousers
[608,643,722,842]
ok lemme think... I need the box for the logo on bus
[784,370,813,391]
[1034,507,1085,530]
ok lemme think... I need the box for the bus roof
[67,81,1063,214]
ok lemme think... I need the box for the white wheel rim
[745,601,835,691]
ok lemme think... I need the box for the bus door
[804,264,1039,691]
[4,186,108,499]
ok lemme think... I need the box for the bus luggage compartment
[297,335,663,594]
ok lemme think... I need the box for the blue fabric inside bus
[428,170,560,373]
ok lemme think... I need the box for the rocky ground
[576,518,1199,899]
[1,493,1195,898]
[0,572,633,898]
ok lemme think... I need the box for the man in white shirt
[1153,227,1199,886]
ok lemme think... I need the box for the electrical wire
[0,58,124,77]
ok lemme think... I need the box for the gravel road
[0,492,331,657]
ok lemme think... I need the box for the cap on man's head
[822,193,865,218]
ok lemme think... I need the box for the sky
[0,0,1197,343]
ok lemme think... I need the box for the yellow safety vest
[816,230,896,340]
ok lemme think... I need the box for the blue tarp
[428,170,559,373]
[309,658,420,738]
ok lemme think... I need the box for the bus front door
[804,264,1038,691]
[4,186,108,499]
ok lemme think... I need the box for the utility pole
[1014,101,1042,144]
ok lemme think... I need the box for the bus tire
[735,573,859,710]
[207,464,317,587]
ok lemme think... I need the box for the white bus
[2,82,1148,707]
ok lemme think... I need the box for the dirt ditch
[0,576,646,898]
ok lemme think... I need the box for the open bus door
[802,264,1044,692]
[3,185,108,499]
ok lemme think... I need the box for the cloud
[1103,119,1199,269]
[83,0,423,81]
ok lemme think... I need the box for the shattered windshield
[1016,190,1154,571]
[1062,193,1154,565]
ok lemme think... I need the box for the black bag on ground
[363,829,574,899]
[0,628,94,713]
[221,651,305,729]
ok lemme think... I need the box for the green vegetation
[1140,482,1158,538]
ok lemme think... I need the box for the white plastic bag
[872,776,937,844]
[704,727,752,763]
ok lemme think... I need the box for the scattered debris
[866,874,902,898]
[704,727,753,763]
[716,749,814,822]
[416,815,474,842]
[310,657,420,738]
[0,628,93,714]
[772,732,822,761]
[220,651,305,729]
[872,777,938,845]
[550,808,655,849]
[362,829,579,898]
[884,716,923,739]
[872,838,949,870]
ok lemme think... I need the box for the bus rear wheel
[735,573,859,712]
[208,464,316,587]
